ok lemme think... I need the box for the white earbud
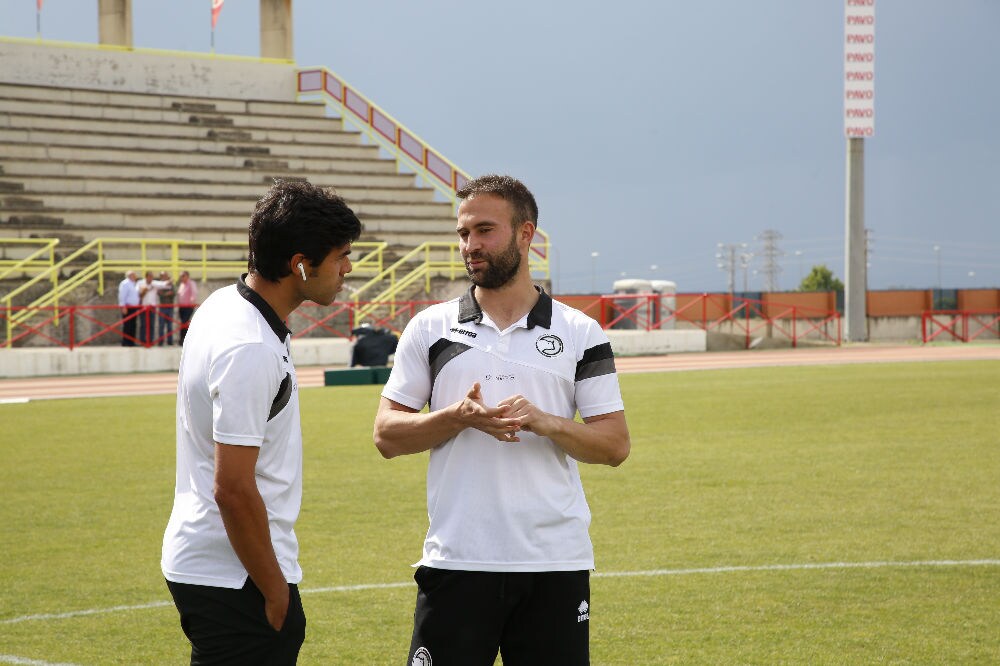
[297,263,307,281]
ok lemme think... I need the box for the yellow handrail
[2,238,387,345]
[0,238,60,282]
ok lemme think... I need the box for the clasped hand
[458,383,551,443]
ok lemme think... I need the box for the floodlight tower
[844,0,875,341]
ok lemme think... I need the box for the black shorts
[166,578,306,666]
[407,567,590,666]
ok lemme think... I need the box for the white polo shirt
[162,276,303,588]
[382,287,624,572]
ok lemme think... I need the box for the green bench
[323,366,392,386]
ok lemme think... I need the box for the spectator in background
[138,270,170,346]
[176,270,198,345]
[117,270,141,347]
[157,271,176,346]
[350,324,398,367]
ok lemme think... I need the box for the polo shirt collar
[457,285,553,330]
[237,273,292,341]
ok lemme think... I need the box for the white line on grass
[0,655,80,666]
[3,559,998,627]
[592,558,1000,579]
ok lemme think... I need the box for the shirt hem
[414,559,595,572]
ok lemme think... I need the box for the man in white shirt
[374,174,630,666]
[138,270,170,346]
[162,180,362,665]
[117,270,140,347]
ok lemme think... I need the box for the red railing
[2,294,842,351]
[0,301,445,350]
[297,68,468,193]
[922,310,1000,343]
[295,67,548,267]
[583,293,841,348]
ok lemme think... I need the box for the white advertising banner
[844,0,875,137]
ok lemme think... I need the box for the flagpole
[36,6,41,40]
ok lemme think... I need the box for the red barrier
[2,295,841,350]
[922,310,1000,343]
[1,301,442,349]
[567,293,841,348]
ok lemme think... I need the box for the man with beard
[373,174,631,666]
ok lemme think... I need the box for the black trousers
[407,568,590,666]
[121,306,140,346]
[166,578,306,666]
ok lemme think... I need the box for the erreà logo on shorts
[535,334,564,357]
[411,646,432,666]
[577,600,590,623]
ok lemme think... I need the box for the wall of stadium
[0,39,295,101]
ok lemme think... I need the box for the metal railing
[295,66,549,284]
[1,238,387,346]
[0,300,438,350]
[2,293,843,351]
[922,310,1000,343]
[581,293,842,347]
[0,238,60,282]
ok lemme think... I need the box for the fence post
[792,307,798,348]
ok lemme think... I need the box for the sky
[2,0,998,294]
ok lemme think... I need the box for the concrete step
[0,223,453,260]
[1,205,457,230]
[0,143,399,173]
[0,193,454,218]
[0,82,329,118]
[0,98,344,133]
[0,128,380,160]
[0,111,361,146]
[11,176,439,203]
[0,158,419,188]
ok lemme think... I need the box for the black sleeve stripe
[575,342,616,382]
[267,373,292,421]
[429,339,473,396]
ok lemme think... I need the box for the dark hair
[248,180,363,281]
[456,174,539,229]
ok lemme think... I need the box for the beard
[465,234,522,289]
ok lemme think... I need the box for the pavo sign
[845,0,875,137]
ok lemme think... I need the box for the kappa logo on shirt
[535,334,564,357]
[411,647,432,666]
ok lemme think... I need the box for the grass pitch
[1,360,998,664]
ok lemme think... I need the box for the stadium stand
[0,81,458,256]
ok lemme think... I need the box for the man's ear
[288,253,310,280]
[520,221,536,244]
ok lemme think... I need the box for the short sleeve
[574,321,625,419]
[209,343,283,446]
[381,317,431,411]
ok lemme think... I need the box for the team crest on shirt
[535,334,564,357]
[411,647,432,666]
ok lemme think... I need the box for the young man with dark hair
[374,174,631,665]
[162,180,362,665]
